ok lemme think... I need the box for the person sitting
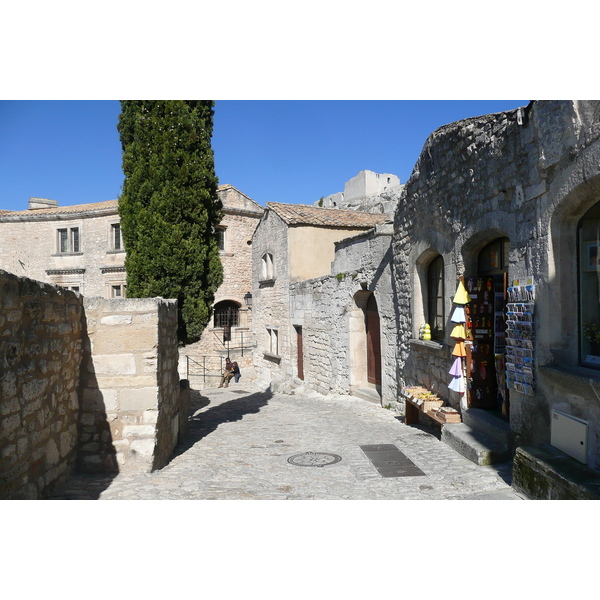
[218,358,234,388]
[232,361,241,383]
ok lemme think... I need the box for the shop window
[427,254,445,340]
[261,253,274,280]
[213,300,240,328]
[578,201,600,368]
[57,227,80,254]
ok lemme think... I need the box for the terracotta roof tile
[267,202,391,228]
[1,199,118,218]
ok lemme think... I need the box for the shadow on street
[167,388,273,463]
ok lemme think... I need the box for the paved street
[50,385,525,500]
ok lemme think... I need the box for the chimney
[28,197,59,210]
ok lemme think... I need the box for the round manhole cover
[287,452,342,467]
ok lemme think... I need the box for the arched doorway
[349,291,382,394]
[465,237,509,415]
[366,294,382,386]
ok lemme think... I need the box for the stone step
[513,444,600,500]
[461,408,513,450]
[441,423,512,466]
[352,387,382,404]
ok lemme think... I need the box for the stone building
[180,185,264,385]
[0,185,264,386]
[392,100,600,482]
[0,198,126,297]
[251,201,392,391]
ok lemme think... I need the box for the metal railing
[185,355,228,382]
[211,330,255,357]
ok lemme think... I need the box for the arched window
[578,201,600,368]
[261,253,274,280]
[427,254,445,340]
[213,300,240,329]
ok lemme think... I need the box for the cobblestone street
[51,385,525,500]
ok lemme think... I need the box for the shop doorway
[465,237,509,416]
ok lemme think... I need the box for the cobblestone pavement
[50,386,526,500]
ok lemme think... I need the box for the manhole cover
[287,452,342,467]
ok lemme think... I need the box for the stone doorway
[349,290,382,400]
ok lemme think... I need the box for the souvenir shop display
[505,277,536,397]
[464,274,507,409]
[448,279,470,394]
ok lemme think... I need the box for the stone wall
[0,270,83,499]
[391,100,600,468]
[288,225,398,403]
[252,208,291,385]
[80,297,184,473]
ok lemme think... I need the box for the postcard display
[505,277,536,396]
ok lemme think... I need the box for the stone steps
[441,423,512,466]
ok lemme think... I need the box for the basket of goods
[434,406,462,423]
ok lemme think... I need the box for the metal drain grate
[360,444,426,478]
[287,452,342,467]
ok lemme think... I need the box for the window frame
[56,225,81,255]
[426,254,445,341]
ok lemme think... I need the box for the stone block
[119,387,159,411]
[90,354,136,375]
[100,315,133,325]
[130,438,155,456]
[122,425,156,437]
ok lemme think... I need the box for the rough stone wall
[79,297,182,473]
[288,225,398,403]
[0,270,83,499]
[252,209,291,385]
[0,208,125,298]
[392,100,600,467]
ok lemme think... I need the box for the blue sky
[0,100,527,212]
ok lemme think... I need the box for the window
[217,228,226,252]
[213,300,240,328]
[261,253,274,280]
[578,201,600,368]
[111,284,126,298]
[111,223,123,251]
[427,255,445,341]
[267,328,279,355]
[58,227,80,254]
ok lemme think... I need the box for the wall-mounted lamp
[244,291,253,309]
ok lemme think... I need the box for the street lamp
[244,291,253,309]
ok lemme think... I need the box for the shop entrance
[465,238,509,416]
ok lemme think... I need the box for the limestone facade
[251,201,392,389]
[393,100,600,470]
[179,185,264,385]
[0,199,126,297]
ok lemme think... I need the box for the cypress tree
[117,100,223,344]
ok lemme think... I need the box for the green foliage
[117,101,223,344]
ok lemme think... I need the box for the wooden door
[296,326,304,380]
[366,295,381,386]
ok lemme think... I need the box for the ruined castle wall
[392,100,600,466]
[80,297,183,473]
[0,270,83,499]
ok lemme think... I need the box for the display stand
[505,277,535,396]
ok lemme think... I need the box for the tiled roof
[267,202,391,228]
[1,199,118,218]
